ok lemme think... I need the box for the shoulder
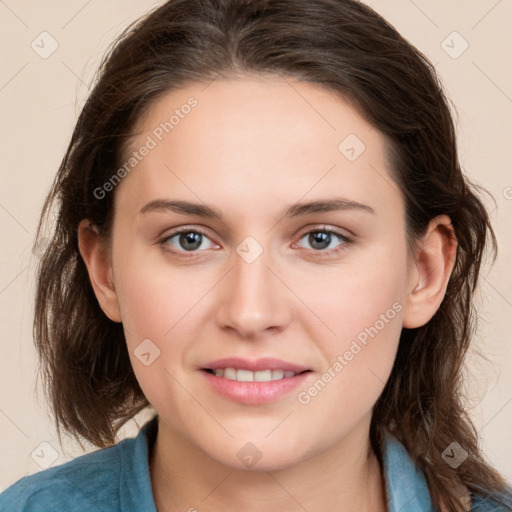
[382,433,512,512]
[470,490,512,512]
[0,417,159,512]
[0,436,132,512]
[0,418,157,512]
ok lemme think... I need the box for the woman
[1,0,511,510]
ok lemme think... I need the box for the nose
[215,244,292,339]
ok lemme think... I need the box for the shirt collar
[382,431,435,512]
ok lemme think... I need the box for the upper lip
[201,357,310,373]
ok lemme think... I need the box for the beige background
[0,0,511,492]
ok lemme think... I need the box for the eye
[160,228,218,255]
[296,228,352,254]
[159,226,352,258]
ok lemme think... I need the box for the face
[107,75,416,470]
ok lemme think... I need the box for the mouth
[201,367,311,382]
[199,357,313,404]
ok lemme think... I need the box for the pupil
[310,232,330,250]
[180,232,202,251]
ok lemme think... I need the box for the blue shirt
[1,416,510,511]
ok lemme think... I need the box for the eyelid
[159,225,216,242]
[294,223,354,240]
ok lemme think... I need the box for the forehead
[116,75,402,222]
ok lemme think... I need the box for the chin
[204,438,311,473]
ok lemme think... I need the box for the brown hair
[33,0,511,510]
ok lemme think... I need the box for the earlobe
[402,215,458,329]
[77,219,122,322]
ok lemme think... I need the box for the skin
[79,74,457,512]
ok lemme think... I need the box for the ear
[402,215,458,329]
[77,219,122,322]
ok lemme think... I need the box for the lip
[201,357,310,373]
[201,370,311,405]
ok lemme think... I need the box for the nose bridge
[215,238,290,337]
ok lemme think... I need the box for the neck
[149,418,388,512]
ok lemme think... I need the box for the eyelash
[158,226,353,258]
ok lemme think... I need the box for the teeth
[237,369,254,382]
[224,368,237,380]
[210,368,298,382]
[254,370,272,382]
[271,369,284,380]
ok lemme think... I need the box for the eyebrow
[139,197,375,219]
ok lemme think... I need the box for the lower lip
[201,370,312,405]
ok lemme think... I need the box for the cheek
[112,248,219,397]
[294,245,407,343]
[292,301,403,453]
[113,260,195,410]
[292,248,407,405]
[115,271,170,349]
[113,245,208,347]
